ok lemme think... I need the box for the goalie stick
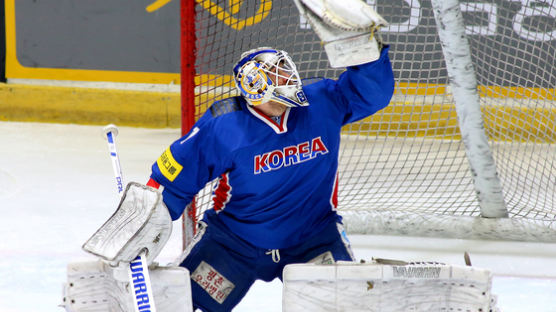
[101,124,158,312]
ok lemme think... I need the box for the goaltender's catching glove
[293,0,388,68]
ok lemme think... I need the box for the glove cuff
[324,33,382,68]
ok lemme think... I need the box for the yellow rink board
[349,104,556,143]
[0,83,554,143]
[0,84,182,128]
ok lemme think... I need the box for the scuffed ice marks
[0,169,19,199]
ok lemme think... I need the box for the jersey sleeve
[150,113,231,220]
[329,45,395,125]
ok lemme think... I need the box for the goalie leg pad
[61,260,192,312]
[283,262,499,312]
[82,182,172,265]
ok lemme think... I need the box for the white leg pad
[283,262,499,312]
[61,260,192,312]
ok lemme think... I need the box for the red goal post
[181,0,196,137]
[180,0,197,250]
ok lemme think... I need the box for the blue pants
[178,218,354,312]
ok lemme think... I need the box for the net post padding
[431,0,507,218]
[341,210,556,243]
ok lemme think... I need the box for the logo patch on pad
[156,147,183,182]
[191,261,235,304]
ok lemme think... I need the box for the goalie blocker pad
[283,262,499,312]
[82,182,172,265]
[61,260,192,312]
[294,0,388,68]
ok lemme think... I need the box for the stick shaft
[105,131,124,194]
[103,126,158,312]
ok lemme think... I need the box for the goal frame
[180,0,197,251]
[179,0,556,246]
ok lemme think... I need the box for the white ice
[1,121,555,312]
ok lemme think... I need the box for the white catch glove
[293,0,388,68]
[82,182,172,265]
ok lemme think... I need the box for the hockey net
[180,0,556,244]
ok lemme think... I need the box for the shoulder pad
[210,97,243,117]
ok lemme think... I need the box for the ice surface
[1,121,555,312]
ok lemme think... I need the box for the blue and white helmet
[233,47,308,107]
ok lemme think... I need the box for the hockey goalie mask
[233,48,308,107]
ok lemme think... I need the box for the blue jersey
[151,47,394,249]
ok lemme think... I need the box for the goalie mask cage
[180,0,555,246]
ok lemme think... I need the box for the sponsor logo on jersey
[157,147,183,182]
[254,136,328,174]
[191,261,235,304]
